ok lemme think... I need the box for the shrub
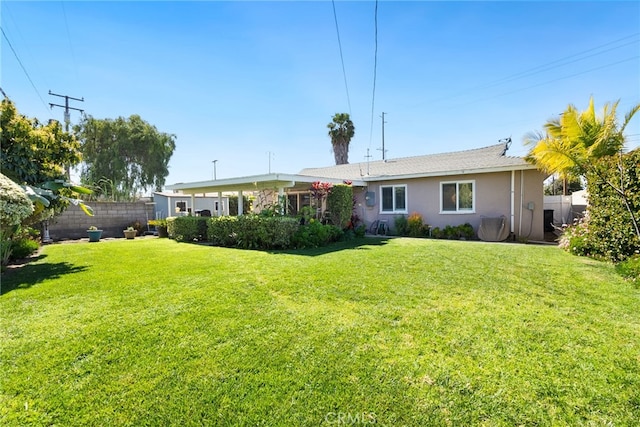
[558,215,597,258]
[431,227,443,239]
[457,223,475,240]
[168,216,208,242]
[10,238,39,260]
[207,216,238,247]
[407,212,425,237]
[0,172,33,230]
[578,150,640,262]
[327,184,353,228]
[394,215,408,236]
[616,255,640,283]
[208,215,299,250]
[354,224,366,238]
[293,220,343,248]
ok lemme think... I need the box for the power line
[331,0,351,116]
[411,32,639,109]
[61,1,80,82]
[1,27,48,111]
[368,0,379,148]
[454,55,639,109]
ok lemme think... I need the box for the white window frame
[440,180,475,214]
[380,184,408,214]
[175,201,188,213]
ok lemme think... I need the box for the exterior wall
[359,169,545,241]
[152,194,228,219]
[47,202,155,240]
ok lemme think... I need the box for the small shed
[151,191,229,219]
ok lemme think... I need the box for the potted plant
[87,226,103,242]
[148,219,168,238]
[123,226,137,239]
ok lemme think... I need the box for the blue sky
[2,1,639,187]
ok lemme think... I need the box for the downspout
[518,170,524,237]
[510,171,515,236]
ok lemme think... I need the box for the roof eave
[361,163,539,182]
[165,173,366,195]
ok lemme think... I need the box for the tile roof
[298,143,534,181]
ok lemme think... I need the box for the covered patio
[165,173,366,216]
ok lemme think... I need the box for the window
[441,181,474,213]
[176,201,187,213]
[380,185,407,213]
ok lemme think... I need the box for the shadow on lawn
[1,260,88,295]
[270,236,392,257]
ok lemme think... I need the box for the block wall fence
[47,202,155,240]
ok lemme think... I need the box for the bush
[394,215,408,236]
[10,238,39,260]
[293,220,343,248]
[429,223,475,240]
[616,255,640,283]
[558,215,597,258]
[167,216,208,242]
[407,212,426,237]
[0,172,33,230]
[207,216,239,247]
[207,215,300,250]
[577,150,640,262]
[457,223,475,240]
[327,184,353,228]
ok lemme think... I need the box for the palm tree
[327,113,355,165]
[524,97,640,238]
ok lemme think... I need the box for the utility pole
[267,151,275,174]
[48,91,84,182]
[48,90,84,132]
[378,112,387,161]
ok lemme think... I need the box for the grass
[1,237,639,426]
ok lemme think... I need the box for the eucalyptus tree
[327,113,355,165]
[525,97,640,239]
[76,115,176,200]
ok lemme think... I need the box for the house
[165,142,546,241]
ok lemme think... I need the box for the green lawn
[1,237,638,426]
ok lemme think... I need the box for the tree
[1,99,81,185]
[0,99,90,225]
[75,115,176,200]
[525,97,640,239]
[327,113,355,165]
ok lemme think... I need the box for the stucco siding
[360,169,545,240]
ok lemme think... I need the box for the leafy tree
[0,99,90,224]
[75,115,176,200]
[525,97,640,239]
[327,113,355,165]
[1,99,81,185]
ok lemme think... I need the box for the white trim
[439,180,476,214]
[379,184,408,214]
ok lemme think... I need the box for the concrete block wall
[48,202,155,240]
